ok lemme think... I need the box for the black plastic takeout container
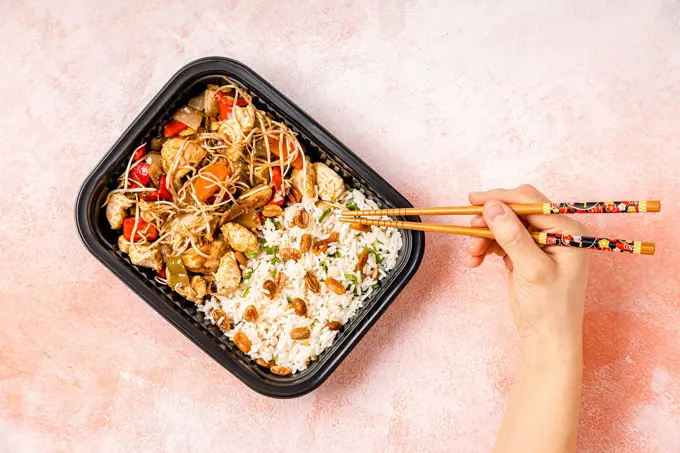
[75,57,425,398]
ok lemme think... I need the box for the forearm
[493,335,583,453]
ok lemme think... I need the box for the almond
[356,250,368,272]
[234,331,251,352]
[350,223,371,232]
[290,327,311,340]
[325,277,346,295]
[311,240,328,255]
[212,309,230,331]
[263,279,277,299]
[243,305,259,322]
[256,358,273,368]
[326,321,343,331]
[234,251,248,266]
[300,234,312,253]
[293,298,308,317]
[280,247,302,260]
[270,365,292,376]
[293,209,309,228]
[305,272,321,294]
[262,204,283,217]
[275,271,287,290]
[287,186,302,204]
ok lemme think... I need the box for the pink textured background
[1,1,679,451]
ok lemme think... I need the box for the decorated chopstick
[338,217,656,255]
[342,200,661,217]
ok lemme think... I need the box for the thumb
[482,201,549,275]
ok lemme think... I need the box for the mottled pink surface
[1,1,679,452]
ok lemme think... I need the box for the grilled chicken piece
[216,105,256,161]
[221,222,258,253]
[291,157,316,200]
[313,162,344,202]
[118,235,131,254]
[161,138,207,180]
[176,275,208,303]
[128,245,162,271]
[215,251,241,293]
[106,193,134,229]
[181,240,228,273]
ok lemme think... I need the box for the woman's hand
[465,184,590,351]
[467,185,590,453]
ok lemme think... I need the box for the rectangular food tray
[75,57,425,398]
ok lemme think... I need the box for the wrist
[520,331,583,367]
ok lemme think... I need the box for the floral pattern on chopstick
[543,201,648,214]
[538,233,641,254]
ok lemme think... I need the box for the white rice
[199,189,403,373]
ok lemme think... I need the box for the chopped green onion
[365,244,384,264]
[318,208,331,223]
[345,273,358,287]
[372,283,380,289]
[242,286,251,298]
[320,261,328,273]
[244,251,258,259]
[271,257,280,265]
[346,201,359,211]
[258,237,267,244]
[272,218,281,228]
[243,269,253,280]
[264,245,279,256]
[271,269,277,278]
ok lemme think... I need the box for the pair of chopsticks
[339,201,660,255]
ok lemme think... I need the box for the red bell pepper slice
[132,144,147,162]
[122,217,158,242]
[157,266,167,279]
[129,162,150,187]
[145,175,173,202]
[268,167,285,206]
[163,119,188,137]
[214,92,249,121]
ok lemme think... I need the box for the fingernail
[484,202,506,223]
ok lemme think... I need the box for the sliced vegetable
[243,269,253,280]
[122,217,158,242]
[194,163,232,202]
[265,136,303,170]
[244,251,258,259]
[345,273,359,287]
[204,86,219,116]
[264,245,279,256]
[214,91,249,121]
[268,167,285,206]
[365,244,384,264]
[346,201,359,211]
[166,256,189,290]
[233,209,261,229]
[188,94,205,111]
[242,286,251,298]
[145,175,173,202]
[318,208,331,223]
[157,266,167,279]
[132,144,147,162]
[129,162,150,187]
[145,152,163,186]
[172,106,203,131]
[163,119,188,137]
